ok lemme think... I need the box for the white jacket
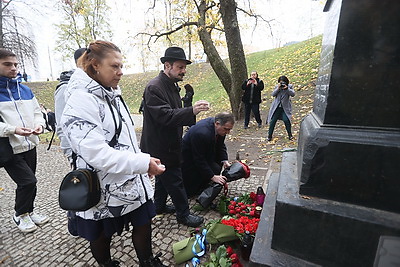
[0,76,45,154]
[61,68,154,220]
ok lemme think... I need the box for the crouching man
[182,112,235,198]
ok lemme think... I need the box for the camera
[280,81,287,88]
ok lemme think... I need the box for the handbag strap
[71,96,122,170]
[106,95,150,202]
[105,96,122,148]
[47,131,56,151]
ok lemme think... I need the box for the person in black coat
[241,71,264,129]
[140,47,209,228]
[181,112,235,197]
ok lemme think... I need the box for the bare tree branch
[236,6,275,37]
[137,21,199,44]
[2,0,13,10]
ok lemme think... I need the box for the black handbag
[0,116,13,167]
[59,168,101,211]
[58,96,123,211]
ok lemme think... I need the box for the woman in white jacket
[61,41,166,267]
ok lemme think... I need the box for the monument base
[250,152,400,266]
[249,171,319,267]
[298,113,400,213]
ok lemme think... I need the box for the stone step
[271,152,400,266]
[250,163,318,266]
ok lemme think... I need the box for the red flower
[221,216,260,235]
[226,246,234,256]
[230,253,239,263]
[250,192,257,202]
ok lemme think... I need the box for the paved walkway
[0,143,270,266]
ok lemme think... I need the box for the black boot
[140,252,167,267]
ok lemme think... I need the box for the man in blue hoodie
[0,48,49,233]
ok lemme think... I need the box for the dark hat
[160,47,191,65]
[74,48,87,62]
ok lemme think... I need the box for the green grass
[27,35,322,116]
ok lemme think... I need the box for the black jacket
[241,78,264,104]
[140,71,196,167]
[181,117,228,183]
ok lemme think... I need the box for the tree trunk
[197,1,232,96]
[219,0,248,119]
[195,0,248,119]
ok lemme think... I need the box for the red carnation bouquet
[218,191,259,216]
[221,216,260,236]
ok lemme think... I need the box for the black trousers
[154,167,189,218]
[244,103,262,127]
[4,147,38,216]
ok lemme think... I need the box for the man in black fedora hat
[140,46,209,227]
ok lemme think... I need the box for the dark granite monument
[250,0,400,266]
[298,0,400,213]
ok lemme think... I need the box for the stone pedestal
[250,0,400,265]
[272,153,400,266]
[298,0,400,213]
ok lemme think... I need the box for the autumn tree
[141,0,269,118]
[0,0,38,73]
[55,0,112,59]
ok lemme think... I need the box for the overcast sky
[27,0,326,81]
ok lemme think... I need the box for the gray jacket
[54,70,74,159]
[267,84,295,124]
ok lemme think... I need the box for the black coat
[241,78,264,104]
[181,117,228,195]
[140,71,196,167]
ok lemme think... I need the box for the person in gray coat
[266,75,295,141]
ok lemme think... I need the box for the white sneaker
[29,211,50,225]
[13,213,37,233]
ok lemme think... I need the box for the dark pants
[4,148,38,216]
[154,167,189,218]
[244,103,262,127]
[183,161,222,198]
[268,107,292,138]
